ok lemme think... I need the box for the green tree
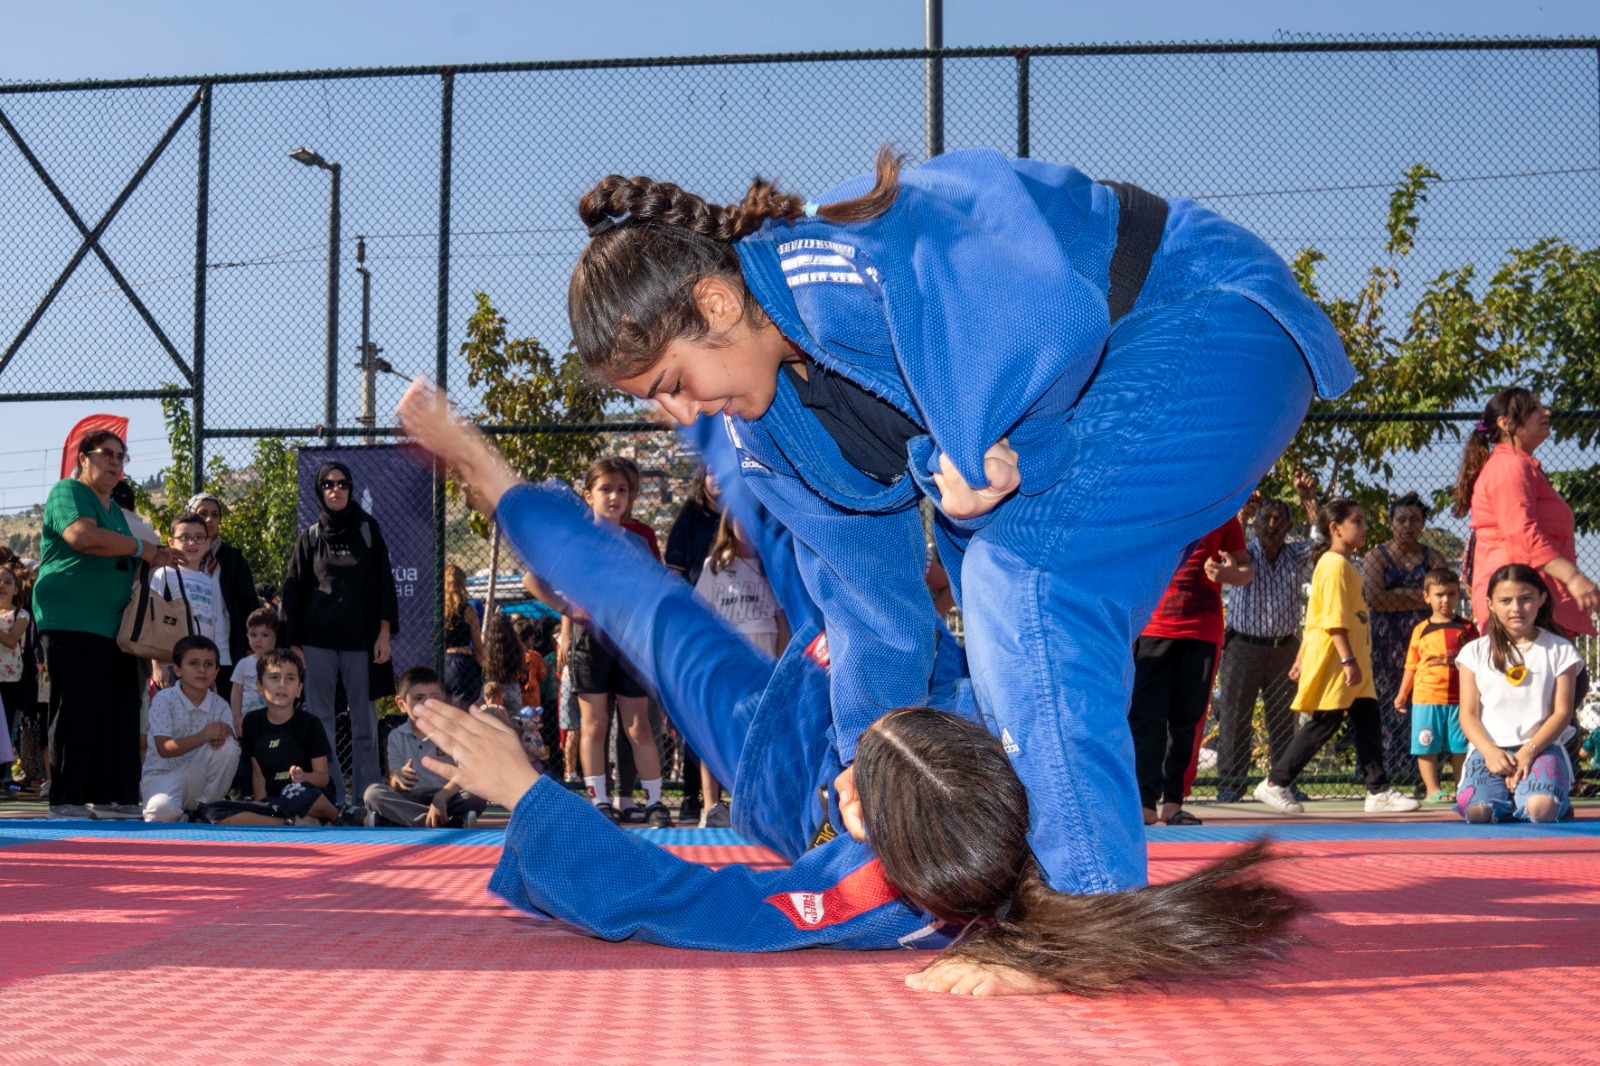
[136,387,304,584]
[451,292,627,536]
[1272,165,1600,534]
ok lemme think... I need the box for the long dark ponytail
[1452,387,1543,517]
[568,148,903,382]
[1313,497,1363,560]
[855,709,1309,995]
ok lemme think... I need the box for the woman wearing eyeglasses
[280,461,400,810]
[35,430,178,819]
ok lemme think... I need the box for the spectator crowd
[4,384,1595,828]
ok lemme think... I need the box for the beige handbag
[117,563,197,662]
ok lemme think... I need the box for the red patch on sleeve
[803,632,830,671]
[765,858,900,929]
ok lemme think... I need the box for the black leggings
[1269,697,1391,794]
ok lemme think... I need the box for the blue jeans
[1456,745,1573,822]
[956,292,1315,893]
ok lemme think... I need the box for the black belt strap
[1097,180,1169,324]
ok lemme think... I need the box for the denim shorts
[1411,704,1469,755]
[1456,745,1572,822]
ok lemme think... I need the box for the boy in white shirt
[150,511,218,687]
[142,635,239,822]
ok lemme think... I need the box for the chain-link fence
[3,38,1598,795]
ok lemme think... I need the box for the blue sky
[3,1,1596,78]
[0,0,1596,516]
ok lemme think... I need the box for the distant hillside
[0,511,42,558]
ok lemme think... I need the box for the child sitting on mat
[1393,567,1477,804]
[204,648,342,826]
[1455,564,1583,823]
[362,666,488,829]
[142,635,240,822]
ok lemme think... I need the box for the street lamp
[290,146,341,447]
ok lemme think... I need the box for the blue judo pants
[953,292,1314,894]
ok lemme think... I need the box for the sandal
[1425,791,1454,804]
[593,801,622,823]
[1164,809,1203,826]
[619,806,649,824]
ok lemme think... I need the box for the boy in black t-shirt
[203,649,341,826]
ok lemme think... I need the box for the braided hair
[568,148,902,382]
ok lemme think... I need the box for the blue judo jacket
[728,147,1352,764]
[486,482,968,951]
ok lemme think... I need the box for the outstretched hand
[933,440,1020,520]
[396,378,521,516]
[411,698,540,810]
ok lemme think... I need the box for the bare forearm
[63,523,142,559]
[1370,588,1427,612]
[156,732,208,758]
[1328,629,1354,661]
[1541,556,1582,584]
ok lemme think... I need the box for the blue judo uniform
[723,148,1353,895]
[488,482,965,951]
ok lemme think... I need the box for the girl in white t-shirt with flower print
[1455,564,1584,824]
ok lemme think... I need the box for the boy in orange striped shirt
[1395,568,1478,803]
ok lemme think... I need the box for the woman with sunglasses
[35,430,177,819]
[280,461,400,810]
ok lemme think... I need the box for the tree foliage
[1273,164,1600,533]
[451,291,626,537]
[137,387,303,584]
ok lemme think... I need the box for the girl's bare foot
[905,957,1060,997]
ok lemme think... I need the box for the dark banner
[297,446,436,676]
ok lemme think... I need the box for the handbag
[117,563,198,662]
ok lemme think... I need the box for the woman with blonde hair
[443,563,483,707]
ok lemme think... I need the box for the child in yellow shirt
[1254,500,1420,815]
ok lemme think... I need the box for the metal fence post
[433,69,455,671]
[1015,49,1030,159]
[192,81,211,492]
[925,0,943,159]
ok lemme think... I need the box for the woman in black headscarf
[280,461,399,808]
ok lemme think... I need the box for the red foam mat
[4,833,1597,1065]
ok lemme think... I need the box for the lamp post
[289,146,341,447]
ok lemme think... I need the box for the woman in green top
[36,429,175,819]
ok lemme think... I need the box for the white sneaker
[1364,789,1421,813]
[1253,779,1304,814]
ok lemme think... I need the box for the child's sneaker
[1364,788,1422,813]
[1252,779,1304,814]
[700,801,732,829]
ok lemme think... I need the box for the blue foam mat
[2,817,1596,852]
[0,821,752,849]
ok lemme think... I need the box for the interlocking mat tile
[4,820,1597,1065]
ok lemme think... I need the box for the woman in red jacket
[1453,387,1598,638]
